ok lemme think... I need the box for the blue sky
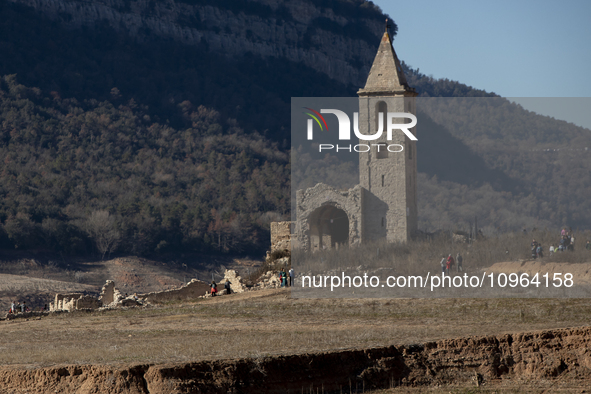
[374,0,591,97]
[372,0,591,128]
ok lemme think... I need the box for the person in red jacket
[446,254,455,275]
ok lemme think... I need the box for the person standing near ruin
[210,281,217,297]
[531,239,538,259]
[456,253,463,272]
[586,240,591,251]
[224,279,232,295]
[440,256,446,274]
[289,267,294,287]
[279,268,287,287]
[10,301,15,314]
[446,254,454,275]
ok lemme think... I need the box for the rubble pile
[221,269,247,293]
[252,271,282,289]
[38,266,289,315]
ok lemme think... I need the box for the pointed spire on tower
[358,25,416,96]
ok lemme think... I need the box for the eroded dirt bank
[1,326,590,393]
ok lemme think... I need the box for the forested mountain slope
[0,76,289,256]
[0,0,588,258]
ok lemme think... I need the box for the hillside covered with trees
[0,75,288,256]
[0,0,589,258]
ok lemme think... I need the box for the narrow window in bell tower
[375,101,387,133]
[381,175,385,187]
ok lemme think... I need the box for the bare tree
[85,210,120,260]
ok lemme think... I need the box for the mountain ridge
[8,0,386,88]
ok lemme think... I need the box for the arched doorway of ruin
[308,205,349,251]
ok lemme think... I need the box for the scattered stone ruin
[50,293,101,312]
[41,268,279,314]
[50,280,142,311]
[141,279,211,303]
[252,271,282,290]
[222,269,247,294]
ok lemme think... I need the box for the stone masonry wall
[357,96,417,243]
[270,221,292,252]
[98,280,121,306]
[51,293,84,311]
[141,279,211,303]
[222,270,247,294]
[295,183,363,251]
[76,295,102,310]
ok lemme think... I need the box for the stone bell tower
[357,26,418,243]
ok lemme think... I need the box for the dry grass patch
[1,289,591,367]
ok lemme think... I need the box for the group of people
[530,228,591,259]
[210,279,233,297]
[8,300,30,314]
[531,239,544,258]
[439,253,463,274]
[279,268,294,287]
[557,229,575,252]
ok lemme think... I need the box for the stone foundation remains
[141,279,211,303]
[50,293,97,312]
[47,269,268,312]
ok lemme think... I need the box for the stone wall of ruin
[270,221,292,252]
[141,279,211,303]
[52,293,84,311]
[51,293,101,311]
[222,270,246,294]
[76,295,102,310]
[295,183,364,251]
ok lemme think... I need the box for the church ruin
[295,29,418,251]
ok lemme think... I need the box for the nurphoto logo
[303,107,417,152]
